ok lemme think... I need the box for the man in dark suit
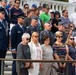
[11,13,26,75]
[40,22,54,46]
[1,0,10,24]
[27,16,40,36]
[0,7,8,75]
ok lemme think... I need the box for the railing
[0,58,76,75]
[21,0,76,15]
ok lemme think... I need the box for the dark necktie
[2,21,5,28]
[22,26,25,33]
[2,21,8,36]
[48,31,50,35]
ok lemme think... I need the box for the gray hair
[44,22,52,26]
[22,33,30,39]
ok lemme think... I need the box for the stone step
[4,71,12,75]
[5,55,13,58]
[5,61,12,66]
[4,66,12,71]
[6,51,12,54]
[5,51,12,58]
[4,51,12,75]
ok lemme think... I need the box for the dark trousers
[20,68,28,75]
[0,50,6,75]
[12,53,17,75]
[68,63,75,75]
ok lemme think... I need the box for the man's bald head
[44,23,52,30]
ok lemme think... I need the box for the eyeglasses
[45,39,50,41]
[70,26,74,27]
[69,38,74,40]
[56,36,62,38]
[26,38,30,40]
[16,2,20,4]
[65,12,68,14]
[21,17,25,19]
[34,36,39,38]
[25,7,29,9]
[2,13,5,14]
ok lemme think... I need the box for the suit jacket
[11,24,26,50]
[27,25,40,36]
[39,30,54,46]
[0,21,8,51]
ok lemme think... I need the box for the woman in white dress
[28,32,42,75]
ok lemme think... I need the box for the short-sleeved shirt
[41,44,54,60]
[53,43,66,60]
[40,12,50,23]
[10,7,23,24]
[51,18,61,34]
[60,17,71,26]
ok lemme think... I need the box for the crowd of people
[0,0,76,75]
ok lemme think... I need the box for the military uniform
[11,24,26,75]
[27,25,40,36]
[0,7,9,75]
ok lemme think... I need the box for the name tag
[17,31,21,33]
[0,27,2,29]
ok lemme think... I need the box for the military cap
[31,16,38,20]
[0,7,5,13]
[17,13,25,19]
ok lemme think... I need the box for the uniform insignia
[17,31,21,33]
[0,27,2,29]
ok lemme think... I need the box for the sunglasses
[2,13,5,14]
[20,17,25,19]
[65,12,68,14]
[69,38,74,40]
[25,7,29,9]
[56,36,62,38]
[26,38,30,40]
[34,36,39,38]
[16,2,20,4]
[70,26,74,27]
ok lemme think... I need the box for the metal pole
[65,63,68,75]
[18,61,20,75]
[1,60,4,75]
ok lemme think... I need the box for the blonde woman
[52,31,69,75]
[65,35,76,75]
[28,32,42,75]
